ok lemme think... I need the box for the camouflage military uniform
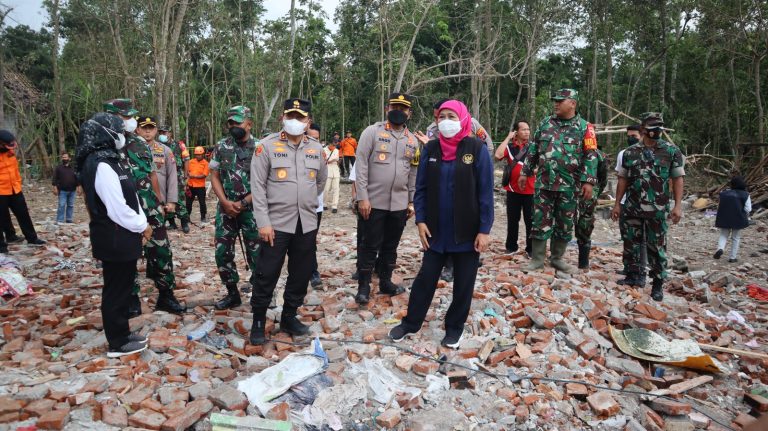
[168,139,190,223]
[575,149,608,246]
[210,136,260,286]
[123,133,176,293]
[618,139,685,281]
[523,114,598,242]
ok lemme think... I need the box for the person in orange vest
[339,130,357,178]
[186,146,210,223]
[0,130,46,254]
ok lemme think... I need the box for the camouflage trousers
[621,215,667,280]
[532,189,576,241]
[167,177,190,222]
[575,186,604,246]
[133,189,176,294]
[215,206,260,286]
[619,207,647,275]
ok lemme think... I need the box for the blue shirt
[414,146,494,253]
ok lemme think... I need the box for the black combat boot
[181,219,190,234]
[127,294,142,318]
[250,317,266,345]
[167,218,178,230]
[155,289,186,314]
[355,270,372,304]
[280,311,310,336]
[618,273,646,287]
[378,264,405,296]
[651,278,664,301]
[215,283,242,310]
[578,242,591,269]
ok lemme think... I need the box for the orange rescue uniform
[340,137,358,157]
[187,158,210,188]
[0,151,23,195]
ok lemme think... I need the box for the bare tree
[51,0,65,154]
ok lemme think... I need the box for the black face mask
[63,160,70,165]
[229,126,247,141]
[0,147,9,153]
[627,136,640,146]
[646,128,662,140]
[387,109,408,126]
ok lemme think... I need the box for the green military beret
[551,88,579,102]
[227,106,253,123]
[103,98,139,117]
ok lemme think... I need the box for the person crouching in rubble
[76,113,152,357]
[388,100,493,349]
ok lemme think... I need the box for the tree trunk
[659,0,667,108]
[755,54,765,149]
[285,0,297,99]
[527,58,537,122]
[393,0,434,92]
[51,0,65,155]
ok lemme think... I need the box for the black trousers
[251,219,317,317]
[0,192,38,246]
[357,209,407,274]
[403,249,480,335]
[505,191,533,253]
[2,210,17,241]
[186,187,207,221]
[343,156,355,177]
[312,211,322,273]
[102,259,138,350]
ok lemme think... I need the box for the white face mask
[283,118,307,136]
[123,118,138,133]
[438,119,462,138]
[115,133,126,150]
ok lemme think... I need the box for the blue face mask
[158,134,169,143]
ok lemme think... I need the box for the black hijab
[75,112,124,174]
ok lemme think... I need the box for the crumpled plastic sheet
[238,338,328,415]
[0,268,29,297]
[348,358,421,405]
[274,374,334,410]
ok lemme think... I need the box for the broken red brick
[35,409,69,430]
[586,391,620,416]
[649,399,692,415]
[375,408,401,428]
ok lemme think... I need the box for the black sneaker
[714,249,723,259]
[7,235,23,244]
[310,272,322,288]
[332,209,338,214]
[128,333,147,344]
[107,341,147,358]
[28,238,46,246]
[0,244,7,254]
[728,258,738,263]
[389,324,417,342]
[351,270,360,281]
[441,331,463,349]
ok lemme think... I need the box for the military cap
[227,106,253,123]
[0,130,15,144]
[640,112,664,127]
[158,124,171,132]
[283,98,311,116]
[138,116,157,128]
[388,92,413,108]
[103,99,139,116]
[551,88,579,102]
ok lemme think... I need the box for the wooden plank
[698,343,768,360]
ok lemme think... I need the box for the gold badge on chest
[462,154,474,164]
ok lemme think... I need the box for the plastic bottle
[187,320,215,341]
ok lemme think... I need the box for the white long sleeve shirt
[94,163,148,233]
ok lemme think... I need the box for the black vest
[81,155,143,262]
[715,189,749,230]
[424,137,484,244]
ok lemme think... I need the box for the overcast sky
[2,0,341,31]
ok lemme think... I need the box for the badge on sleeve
[255,144,264,156]
[583,123,597,151]
[476,127,487,140]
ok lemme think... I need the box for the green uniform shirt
[522,114,598,192]
[617,139,685,219]
[209,136,257,202]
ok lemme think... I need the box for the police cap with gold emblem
[283,98,311,117]
[138,116,157,128]
[388,92,413,108]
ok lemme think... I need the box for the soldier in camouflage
[103,99,186,315]
[519,89,599,273]
[612,112,685,301]
[159,125,191,233]
[575,147,608,269]
[210,105,261,310]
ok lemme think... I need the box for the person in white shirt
[76,113,152,358]
[323,138,341,213]
[309,124,325,287]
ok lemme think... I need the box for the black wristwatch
[240,199,251,210]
